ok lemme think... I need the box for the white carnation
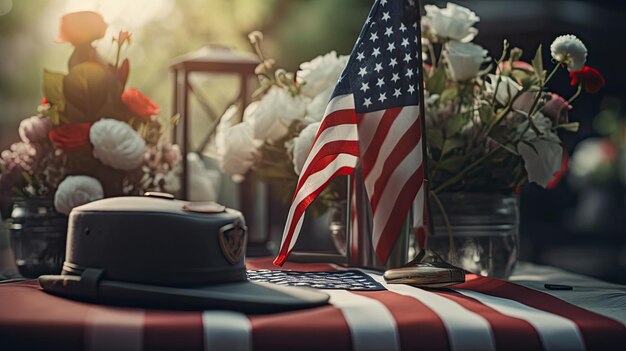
[291,122,320,175]
[424,3,479,42]
[54,175,104,215]
[550,34,587,72]
[90,118,145,170]
[304,86,333,123]
[298,51,348,98]
[444,41,489,81]
[250,87,309,142]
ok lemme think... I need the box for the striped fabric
[275,0,427,266]
[0,258,624,351]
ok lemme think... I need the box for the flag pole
[414,0,435,246]
[382,0,465,287]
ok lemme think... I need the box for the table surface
[0,258,625,351]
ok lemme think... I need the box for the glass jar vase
[8,198,68,277]
[427,192,519,279]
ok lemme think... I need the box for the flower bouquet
[421,3,604,194]
[215,31,349,216]
[415,2,605,277]
[0,11,183,217]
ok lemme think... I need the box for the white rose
[291,122,320,175]
[550,34,587,72]
[517,112,563,188]
[444,41,489,81]
[304,86,333,123]
[250,87,309,142]
[54,175,104,215]
[485,75,522,105]
[187,152,221,202]
[297,51,348,98]
[424,3,479,42]
[90,118,146,170]
[218,122,262,178]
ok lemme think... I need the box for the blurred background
[0,0,625,282]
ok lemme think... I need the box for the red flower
[48,123,92,151]
[121,88,160,121]
[546,152,569,189]
[57,11,107,45]
[569,66,605,93]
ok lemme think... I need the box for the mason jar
[427,192,519,279]
[8,198,68,277]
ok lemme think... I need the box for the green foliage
[426,66,446,95]
[425,37,583,193]
[531,45,545,83]
[62,62,128,123]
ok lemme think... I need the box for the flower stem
[567,83,583,105]
[432,145,502,193]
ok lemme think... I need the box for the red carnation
[569,66,605,93]
[48,123,92,151]
[121,88,160,121]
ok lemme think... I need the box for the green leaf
[440,87,458,104]
[490,138,520,156]
[556,122,580,132]
[445,114,465,136]
[63,62,122,123]
[43,70,66,112]
[426,129,444,150]
[68,43,98,69]
[531,45,545,82]
[510,47,523,62]
[441,137,465,156]
[510,69,530,84]
[478,104,494,125]
[426,66,446,95]
[47,105,61,125]
[434,155,467,173]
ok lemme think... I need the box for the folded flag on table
[274,0,426,266]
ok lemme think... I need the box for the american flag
[274,0,426,266]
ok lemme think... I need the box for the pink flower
[497,60,534,74]
[19,116,52,144]
[162,144,181,166]
[543,93,572,122]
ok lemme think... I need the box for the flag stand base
[383,249,465,288]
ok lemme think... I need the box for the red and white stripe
[274,93,359,266]
[1,261,626,350]
[357,104,423,262]
[273,92,425,265]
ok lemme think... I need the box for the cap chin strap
[61,261,248,287]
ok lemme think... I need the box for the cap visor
[42,277,330,314]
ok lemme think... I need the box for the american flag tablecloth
[0,258,624,351]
